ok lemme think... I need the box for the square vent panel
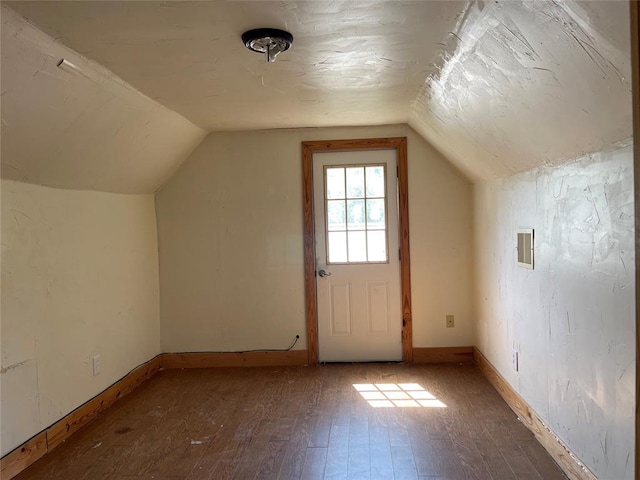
[517,229,534,269]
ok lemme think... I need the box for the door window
[324,164,388,264]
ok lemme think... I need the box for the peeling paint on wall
[0,359,29,374]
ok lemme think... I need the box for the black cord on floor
[239,334,300,353]
[169,334,301,355]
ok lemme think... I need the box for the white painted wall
[156,125,474,353]
[1,180,161,456]
[474,145,635,479]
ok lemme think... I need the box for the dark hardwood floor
[14,363,567,479]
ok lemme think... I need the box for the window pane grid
[325,165,388,264]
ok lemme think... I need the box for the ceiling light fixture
[242,28,293,63]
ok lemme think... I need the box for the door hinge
[396,166,399,178]
[398,248,401,261]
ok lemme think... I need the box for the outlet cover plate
[446,315,455,328]
[92,354,101,376]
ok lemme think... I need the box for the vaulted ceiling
[1,1,633,192]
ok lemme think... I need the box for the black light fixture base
[242,28,294,62]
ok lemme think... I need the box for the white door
[313,149,402,362]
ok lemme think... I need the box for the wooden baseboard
[1,349,309,478]
[46,355,162,450]
[162,349,309,368]
[0,355,162,480]
[412,346,474,364]
[0,432,47,480]
[473,347,596,480]
[6,347,591,480]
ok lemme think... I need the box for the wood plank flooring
[13,363,567,479]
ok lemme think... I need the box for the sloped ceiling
[1,5,206,194]
[1,1,633,191]
[410,0,633,180]
[3,1,466,132]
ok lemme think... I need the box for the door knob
[318,269,332,277]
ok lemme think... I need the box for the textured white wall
[1,181,161,456]
[156,125,474,353]
[474,145,635,479]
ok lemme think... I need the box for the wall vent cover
[517,229,534,269]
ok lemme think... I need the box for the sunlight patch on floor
[353,383,447,408]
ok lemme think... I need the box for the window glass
[324,164,388,264]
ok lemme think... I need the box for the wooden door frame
[302,137,412,365]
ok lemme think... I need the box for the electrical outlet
[512,350,519,372]
[92,354,101,376]
[446,315,455,328]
